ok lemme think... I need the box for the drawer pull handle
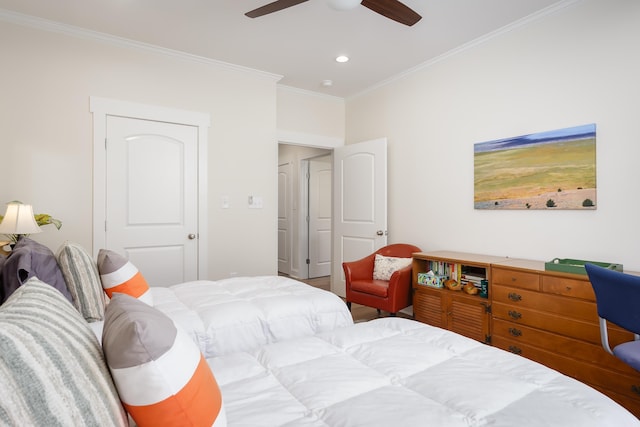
[509,327,522,337]
[632,385,640,396]
[508,292,522,302]
[508,345,522,355]
[508,310,522,320]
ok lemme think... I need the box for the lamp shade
[0,202,42,235]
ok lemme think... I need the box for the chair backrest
[375,244,421,259]
[585,263,640,335]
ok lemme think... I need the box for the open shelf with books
[412,251,508,343]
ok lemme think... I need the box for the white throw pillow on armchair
[373,254,412,281]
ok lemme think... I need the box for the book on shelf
[460,273,485,282]
[460,274,484,287]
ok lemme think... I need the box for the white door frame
[297,159,310,279]
[278,131,343,282]
[277,161,292,276]
[90,96,210,279]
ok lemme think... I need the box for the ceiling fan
[245,0,422,27]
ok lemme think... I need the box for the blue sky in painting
[474,123,596,153]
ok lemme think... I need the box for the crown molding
[0,8,283,83]
[349,0,580,100]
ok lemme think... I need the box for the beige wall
[346,0,640,270]
[0,20,279,279]
[4,0,639,280]
[277,86,345,142]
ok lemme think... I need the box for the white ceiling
[0,0,567,98]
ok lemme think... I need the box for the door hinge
[306,258,310,265]
[483,302,492,314]
[485,335,492,345]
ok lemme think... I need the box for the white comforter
[208,317,639,427]
[151,276,354,358]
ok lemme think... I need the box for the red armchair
[342,243,421,316]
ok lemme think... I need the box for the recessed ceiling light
[336,55,349,63]
[321,80,333,87]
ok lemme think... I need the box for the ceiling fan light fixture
[328,0,361,11]
[336,55,350,63]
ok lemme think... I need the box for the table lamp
[0,201,42,244]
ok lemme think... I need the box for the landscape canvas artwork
[474,124,596,210]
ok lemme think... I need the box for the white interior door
[277,162,292,275]
[308,155,332,278]
[332,138,388,297]
[105,115,199,286]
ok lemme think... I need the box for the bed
[86,275,354,358]
[3,240,639,425]
[150,275,354,357]
[208,317,640,427]
[0,238,353,359]
[3,268,639,426]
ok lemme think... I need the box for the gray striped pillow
[0,278,128,426]
[57,241,106,322]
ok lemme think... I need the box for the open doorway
[308,154,332,278]
[278,144,332,280]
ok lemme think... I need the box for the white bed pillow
[373,254,412,281]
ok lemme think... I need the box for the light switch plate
[248,195,263,209]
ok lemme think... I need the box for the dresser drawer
[492,318,638,373]
[492,302,634,346]
[492,267,540,291]
[492,301,601,344]
[492,336,640,407]
[492,284,598,322]
[542,275,596,301]
[492,284,545,308]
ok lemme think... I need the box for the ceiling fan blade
[361,0,422,26]
[245,0,309,18]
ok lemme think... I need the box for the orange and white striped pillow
[102,293,226,427]
[97,249,153,305]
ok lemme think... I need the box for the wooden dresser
[490,258,640,417]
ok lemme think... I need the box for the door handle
[376,230,385,236]
[188,233,196,240]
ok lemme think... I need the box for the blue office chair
[585,263,640,371]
